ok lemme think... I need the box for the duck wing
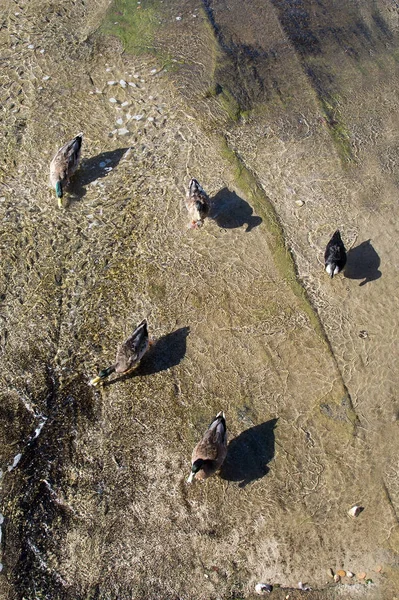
[116,319,149,370]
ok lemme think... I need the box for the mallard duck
[49,133,83,207]
[324,230,347,278]
[185,178,210,229]
[90,319,150,386]
[187,411,227,483]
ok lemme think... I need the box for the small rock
[176,16,182,20]
[147,117,154,122]
[132,114,143,121]
[357,572,366,580]
[359,330,368,338]
[255,583,273,594]
[346,572,354,578]
[107,81,117,85]
[327,568,334,578]
[295,199,305,207]
[28,44,34,49]
[117,128,129,135]
[119,79,127,87]
[150,68,157,74]
[42,75,50,81]
[348,505,364,517]
[334,574,340,583]
[121,101,129,107]
[116,118,123,125]
[337,570,346,578]
[109,98,118,103]
[40,49,45,53]
[365,579,373,585]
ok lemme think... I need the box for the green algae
[101,0,160,55]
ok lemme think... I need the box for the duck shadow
[344,240,381,286]
[210,187,262,231]
[220,418,277,487]
[69,148,130,199]
[103,327,190,387]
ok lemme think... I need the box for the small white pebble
[116,118,123,125]
[38,86,43,90]
[140,79,145,83]
[40,48,45,53]
[107,80,117,85]
[95,89,102,94]
[150,68,157,74]
[119,79,127,87]
[109,98,117,103]
[176,16,182,20]
[42,75,50,81]
[147,117,154,122]
[106,67,111,72]
[121,101,129,107]
[132,114,143,120]
[134,74,140,79]
[148,95,154,100]
[117,128,129,135]
[128,82,136,87]
[104,167,113,171]
[28,44,34,49]
[99,162,106,167]
[15,12,20,15]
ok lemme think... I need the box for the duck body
[187,411,227,482]
[50,133,83,206]
[185,178,210,229]
[324,230,347,278]
[90,319,150,386]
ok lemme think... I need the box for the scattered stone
[295,199,305,207]
[176,16,182,20]
[147,117,154,122]
[116,118,123,125]
[346,572,354,578]
[132,114,144,121]
[128,82,137,87]
[255,583,273,594]
[117,128,129,135]
[40,48,45,53]
[334,574,340,583]
[121,101,129,107]
[106,67,111,72]
[134,74,140,79]
[28,44,34,49]
[151,68,157,74]
[119,79,127,87]
[42,75,50,81]
[348,505,364,517]
[327,568,334,578]
[357,572,366,580]
[337,570,346,577]
[298,582,311,591]
[109,98,117,103]
[359,330,368,338]
[107,81,117,85]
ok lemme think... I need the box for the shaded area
[220,418,277,487]
[103,327,190,386]
[69,147,129,199]
[210,187,262,231]
[344,240,381,286]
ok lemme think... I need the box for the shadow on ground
[345,240,381,286]
[220,418,277,487]
[210,187,262,231]
[103,327,190,386]
[69,148,130,199]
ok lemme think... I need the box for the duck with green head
[90,319,151,386]
[50,133,83,207]
[187,411,227,483]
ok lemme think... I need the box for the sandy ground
[0,1,398,599]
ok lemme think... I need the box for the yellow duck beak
[90,375,102,387]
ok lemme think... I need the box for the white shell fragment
[117,128,129,135]
[347,571,354,578]
[107,81,117,85]
[295,199,305,207]
[109,98,117,103]
[116,118,123,125]
[298,582,311,591]
[334,574,340,583]
[255,583,273,594]
[348,505,363,517]
[132,114,143,121]
[119,79,127,87]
